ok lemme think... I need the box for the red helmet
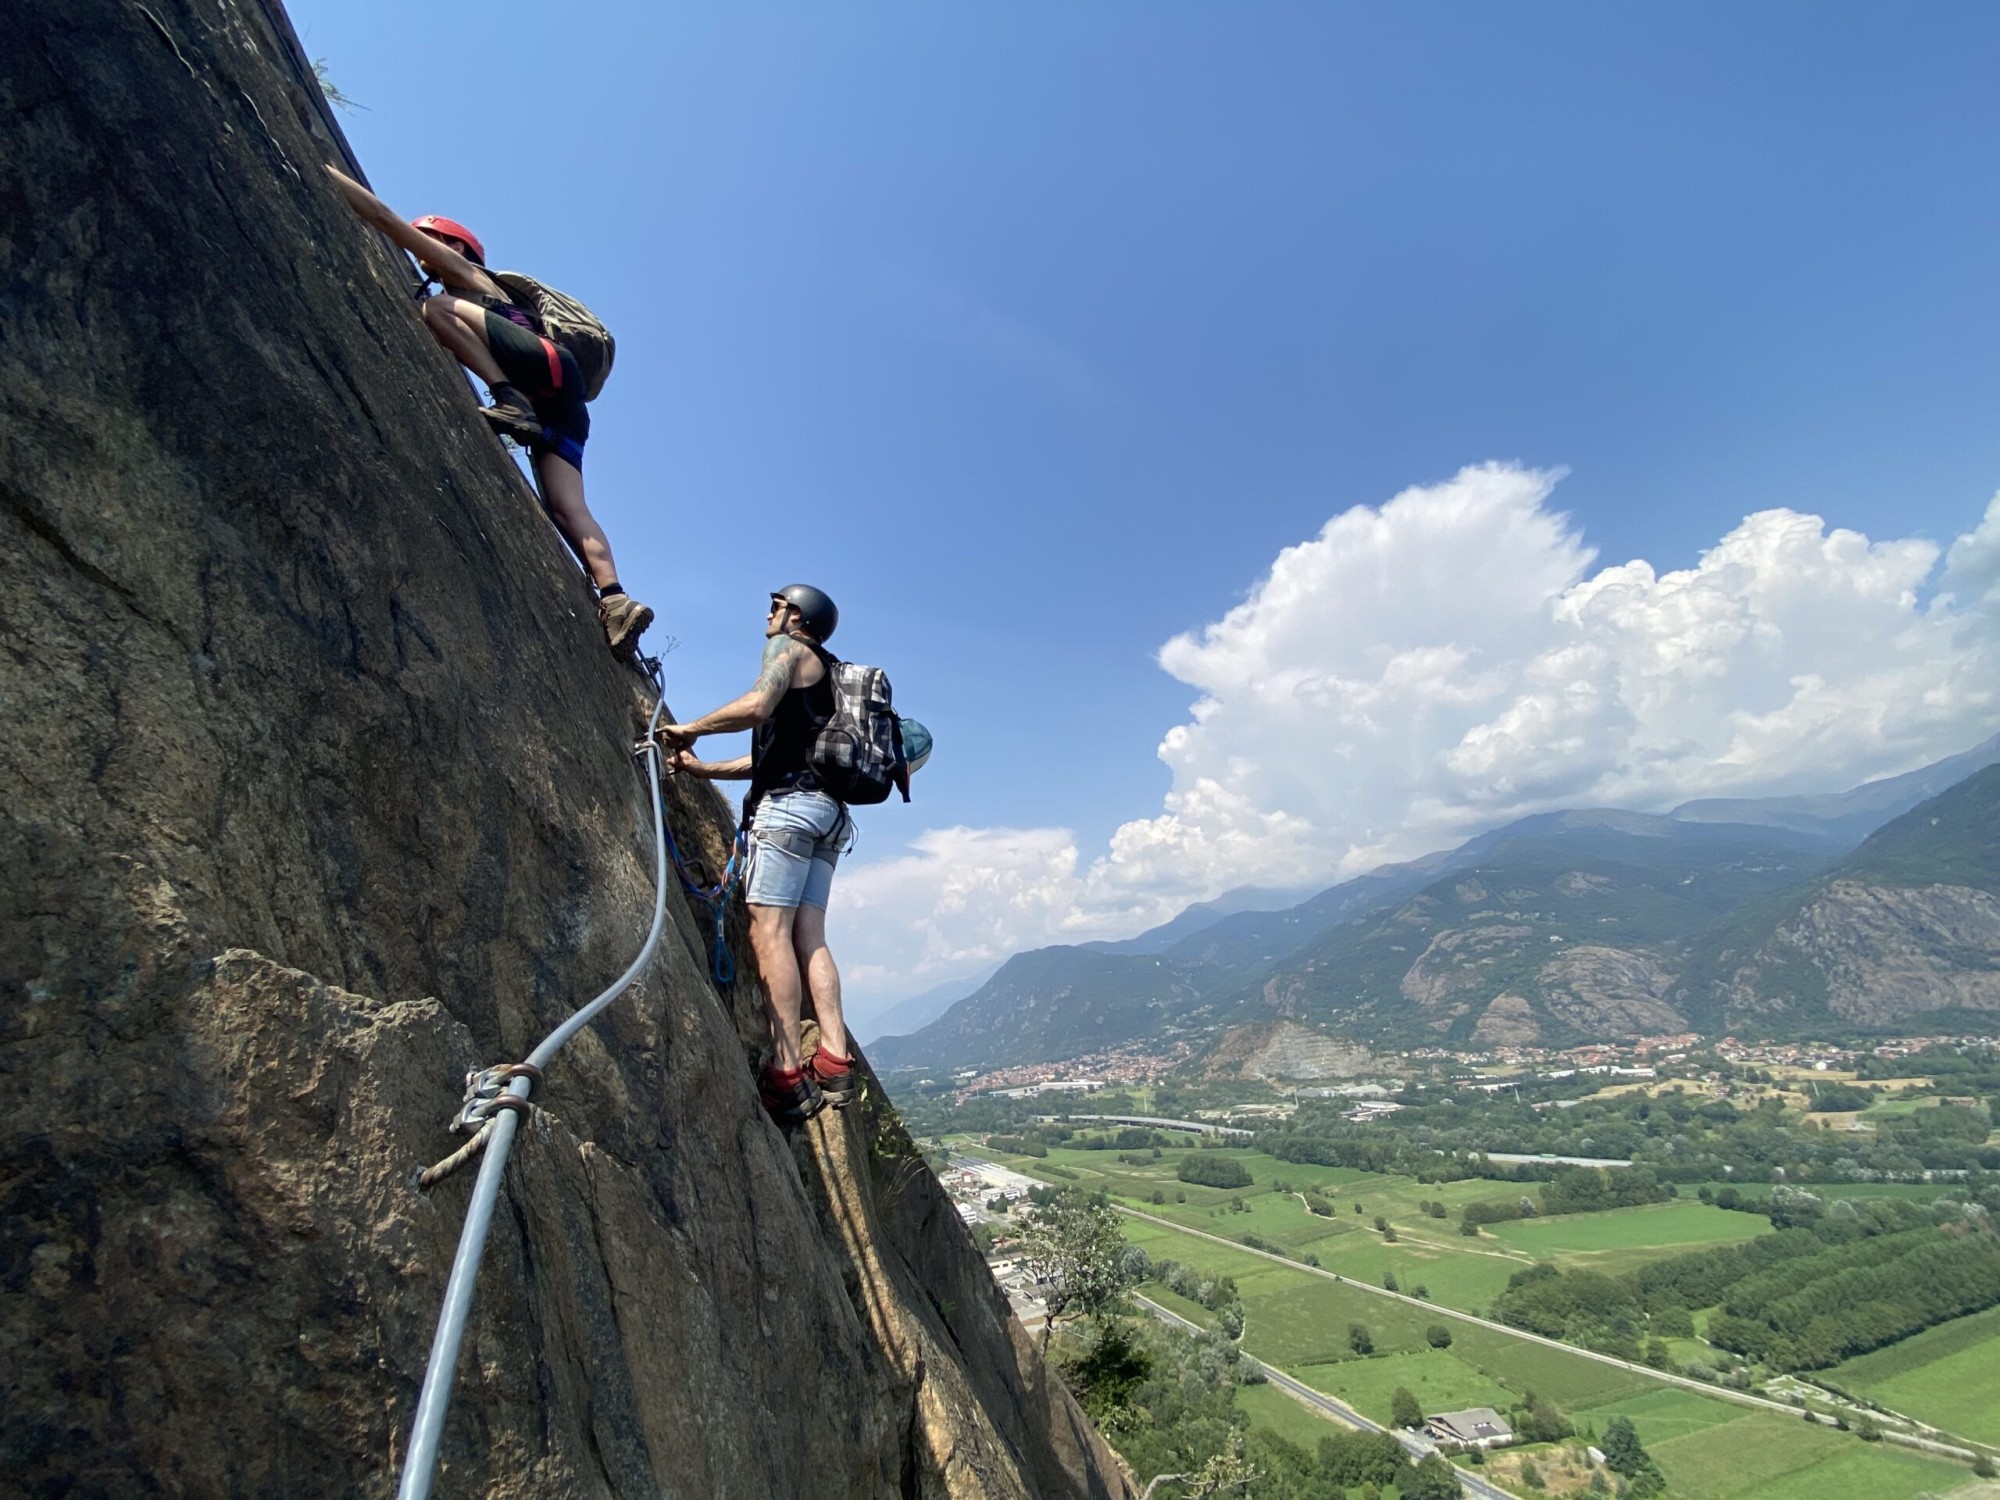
[412,214,485,266]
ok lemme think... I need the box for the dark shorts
[482,309,590,469]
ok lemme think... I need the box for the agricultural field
[1290,1348,1510,1420]
[1484,1200,1769,1273]
[1823,1305,2000,1446]
[1233,1381,1353,1453]
[1120,1216,1652,1411]
[972,1139,1776,1313]
[1121,1208,1980,1499]
[1639,1408,1970,1500]
[1864,1095,1949,1118]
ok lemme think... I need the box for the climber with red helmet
[324,167,653,657]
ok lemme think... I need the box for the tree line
[1494,1196,2000,1370]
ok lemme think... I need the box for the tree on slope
[1021,1189,1130,1352]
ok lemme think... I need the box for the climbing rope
[664,818,747,985]
[396,687,671,1500]
[412,1063,543,1191]
[639,644,745,986]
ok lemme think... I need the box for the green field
[1579,1385,1754,1442]
[1292,1348,1510,1420]
[974,1139,1774,1316]
[1824,1305,2000,1446]
[1122,1215,1651,1411]
[1646,1410,1969,1500]
[1486,1200,1770,1271]
[1233,1381,1348,1451]
[1124,1207,1977,1498]
[1574,1387,1977,1499]
[985,1137,1986,1495]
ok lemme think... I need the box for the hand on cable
[654,722,697,750]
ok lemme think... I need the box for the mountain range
[869,734,2000,1072]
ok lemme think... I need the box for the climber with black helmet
[323,167,653,657]
[653,585,857,1124]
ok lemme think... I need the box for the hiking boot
[759,1065,825,1127]
[479,383,544,446]
[597,592,654,658]
[808,1047,858,1108]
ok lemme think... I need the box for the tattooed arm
[666,749,753,780]
[655,636,806,747]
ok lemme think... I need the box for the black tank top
[751,644,836,797]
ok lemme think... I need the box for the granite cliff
[0,4,1131,1495]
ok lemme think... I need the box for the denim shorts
[745,789,851,910]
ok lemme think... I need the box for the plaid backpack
[493,271,616,400]
[808,648,913,806]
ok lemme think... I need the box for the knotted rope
[414,1063,543,1191]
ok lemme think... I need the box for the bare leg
[791,902,846,1059]
[420,295,507,385]
[532,450,620,590]
[749,904,804,1071]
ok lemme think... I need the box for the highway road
[1133,1293,1516,1500]
[1115,1206,1985,1467]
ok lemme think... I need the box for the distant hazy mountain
[850,968,996,1045]
[868,947,1208,1071]
[1671,733,2000,843]
[871,737,2000,1073]
[1080,884,1317,957]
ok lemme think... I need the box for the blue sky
[294,2,2000,1014]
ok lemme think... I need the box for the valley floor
[962,1140,1993,1500]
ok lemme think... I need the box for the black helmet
[772,583,838,642]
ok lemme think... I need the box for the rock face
[1398,924,1538,1008]
[1719,882,2000,1025]
[1691,764,2000,1031]
[1471,995,1541,1047]
[0,6,1131,1496]
[1535,946,1685,1035]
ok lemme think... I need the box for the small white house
[1425,1408,1514,1449]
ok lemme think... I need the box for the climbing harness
[396,688,672,1500]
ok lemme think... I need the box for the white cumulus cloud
[841,465,2000,1002]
